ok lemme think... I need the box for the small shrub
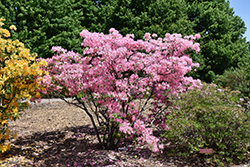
[214,66,250,97]
[39,29,202,152]
[0,18,47,153]
[162,83,250,166]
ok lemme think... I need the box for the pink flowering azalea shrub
[39,28,202,152]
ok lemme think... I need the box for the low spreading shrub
[162,83,250,166]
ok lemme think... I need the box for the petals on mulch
[0,101,249,167]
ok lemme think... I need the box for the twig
[131,83,155,126]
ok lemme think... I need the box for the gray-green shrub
[162,83,250,166]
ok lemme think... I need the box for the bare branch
[148,108,166,128]
[131,83,155,126]
[62,96,102,144]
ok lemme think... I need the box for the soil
[0,101,249,167]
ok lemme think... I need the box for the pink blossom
[39,28,202,152]
[143,33,151,40]
[119,121,134,135]
[152,33,158,38]
[195,34,201,39]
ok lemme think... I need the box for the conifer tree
[96,0,249,82]
[0,0,98,58]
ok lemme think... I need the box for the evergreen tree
[99,0,194,39]
[1,0,248,82]
[96,0,249,82]
[0,0,98,58]
[186,0,248,82]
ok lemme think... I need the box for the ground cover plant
[163,82,250,166]
[39,29,202,152]
[0,18,47,153]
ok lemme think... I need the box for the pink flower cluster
[39,29,202,152]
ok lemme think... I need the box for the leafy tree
[214,46,250,97]
[0,0,98,58]
[99,0,194,39]
[96,0,249,82]
[186,0,249,82]
[1,0,248,82]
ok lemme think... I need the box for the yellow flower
[6,144,10,150]
[0,18,6,22]
[0,29,10,37]
[1,120,7,125]
[34,92,40,98]
[1,144,10,153]
[9,25,16,31]
[13,133,17,139]
[0,18,49,154]
[12,108,18,114]
[6,129,10,135]
[25,101,29,107]
[3,135,8,140]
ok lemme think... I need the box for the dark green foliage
[99,0,195,39]
[162,83,250,166]
[0,0,98,58]
[214,66,250,97]
[96,0,249,82]
[214,48,250,98]
[187,0,249,82]
[1,0,249,82]
[247,41,250,51]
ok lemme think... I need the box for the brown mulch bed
[0,101,249,167]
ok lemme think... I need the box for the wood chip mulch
[0,101,249,167]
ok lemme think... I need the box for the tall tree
[1,0,248,82]
[0,0,98,58]
[186,0,248,82]
[99,0,195,39]
[96,0,249,82]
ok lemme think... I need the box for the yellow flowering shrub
[0,18,47,153]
